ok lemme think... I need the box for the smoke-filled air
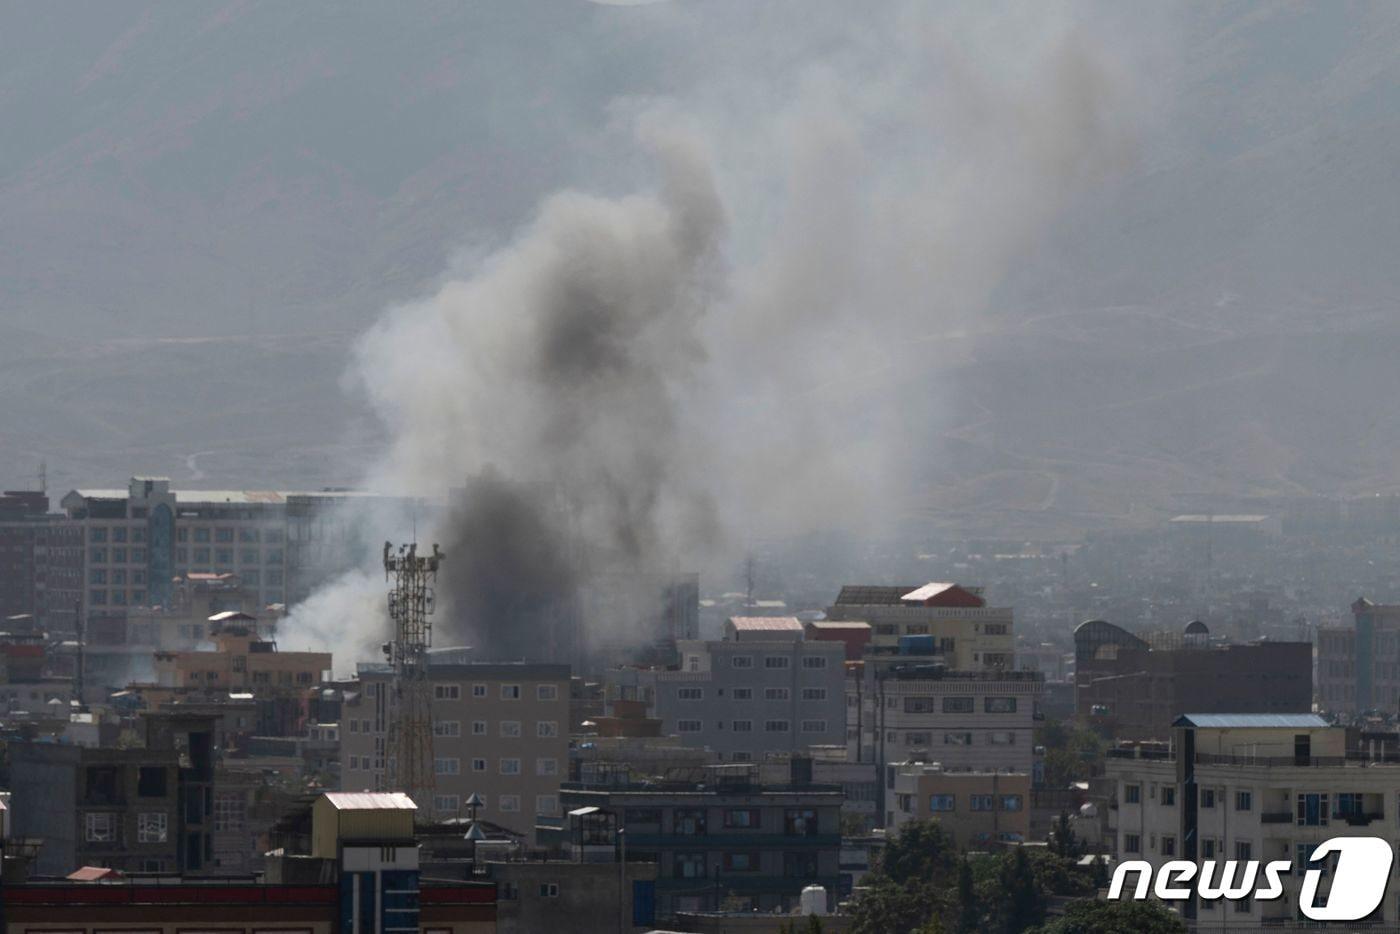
[281,0,1160,665]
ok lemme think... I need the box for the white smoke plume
[282,0,1165,666]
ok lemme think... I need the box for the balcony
[624,833,841,849]
[1339,812,1384,827]
[1260,812,1292,824]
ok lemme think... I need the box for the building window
[801,720,828,732]
[433,721,461,738]
[500,720,522,738]
[537,684,559,701]
[499,758,521,775]
[499,794,521,812]
[434,758,460,775]
[942,696,974,713]
[802,656,828,669]
[785,808,819,835]
[1201,788,1216,809]
[944,732,973,746]
[903,697,935,713]
[1202,838,1216,859]
[214,793,245,832]
[240,548,258,565]
[724,808,761,828]
[801,688,828,701]
[970,795,993,812]
[674,853,705,878]
[677,719,703,732]
[1124,783,1141,804]
[472,683,488,698]
[536,720,558,738]
[765,656,790,669]
[1236,840,1252,861]
[433,794,460,813]
[731,656,753,669]
[214,548,232,565]
[85,812,117,843]
[1297,793,1329,826]
[732,688,753,700]
[764,720,790,733]
[536,757,558,776]
[765,688,790,701]
[536,795,559,817]
[1123,833,1141,854]
[1161,835,1176,857]
[137,812,168,843]
[137,766,167,797]
[89,589,106,605]
[90,527,108,543]
[929,795,956,812]
[732,720,753,732]
[1161,786,1176,806]
[675,809,707,835]
[984,697,1017,713]
[434,684,461,701]
[473,720,487,735]
[677,687,704,701]
[987,731,1016,745]
[472,758,487,772]
[215,528,233,543]
[90,547,107,563]
[724,852,759,871]
[193,547,210,564]
[1000,795,1023,812]
[1236,790,1253,811]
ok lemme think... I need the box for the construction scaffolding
[383,541,444,809]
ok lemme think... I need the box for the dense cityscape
[0,481,1397,931]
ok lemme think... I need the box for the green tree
[1026,898,1186,934]
[997,847,1044,934]
[955,856,979,933]
[879,818,957,885]
[1050,811,1082,857]
[848,820,959,934]
[1036,719,1106,788]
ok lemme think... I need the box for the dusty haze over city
[4,1,1400,549]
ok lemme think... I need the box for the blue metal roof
[1172,713,1329,729]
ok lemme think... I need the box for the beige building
[889,761,1031,846]
[825,582,1014,668]
[152,613,330,691]
[1106,713,1400,928]
[340,659,570,835]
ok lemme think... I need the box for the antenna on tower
[382,540,444,810]
[38,460,46,496]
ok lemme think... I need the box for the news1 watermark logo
[1108,837,1393,922]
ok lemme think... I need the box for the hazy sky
[4,1,1400,539]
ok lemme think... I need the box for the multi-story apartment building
[612,617,846,762]
[60,478,417,622]
[9,711,218,876]
[153,613,331,691]
[339,657,570,835]
[1105,713,1400,928]
[888,760,1031,844]
[557,760,843,916]
[1317,597,1400,715]
[847,663,1042,772]
[0,490,82,633]
[825,582,1014,668]
[1075,618,1313,739]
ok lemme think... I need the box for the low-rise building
[825,582,1014,668]
[556,761,844,917]
[339,657,570,834]
[887,760,1031,846]
[1105,713,1400,927]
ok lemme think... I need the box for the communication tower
[383,541,444,808]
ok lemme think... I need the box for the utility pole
[383,541,444,810]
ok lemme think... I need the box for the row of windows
[1123,782,1251,810]
[89,588,144,606]
[922,793,1022,813]
[621,807,822,836]
[677,687,829,701]
[84,811,167,843]
[88,527,146,544]
[89,547,147,564]
[431,793,558,816]
[728,655,829,670]
[90,569,146,585]
[176,527,284,544]
[899,696,1018,714]
[891,730,1018,746]
[174,547,284,566]
[348,718,559,739]
[432,683,560,701]
[346,754,558,776]
[677,719,829,733]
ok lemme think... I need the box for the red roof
[727,616,803,632]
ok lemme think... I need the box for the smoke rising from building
[282,1,1161,664]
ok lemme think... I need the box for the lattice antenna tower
[382,541,444,809]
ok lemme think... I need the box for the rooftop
[727,616,803,632]
[322,791,417,811]
[1173,713,1330,729]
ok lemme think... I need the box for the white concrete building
[1106,713,1400,928]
